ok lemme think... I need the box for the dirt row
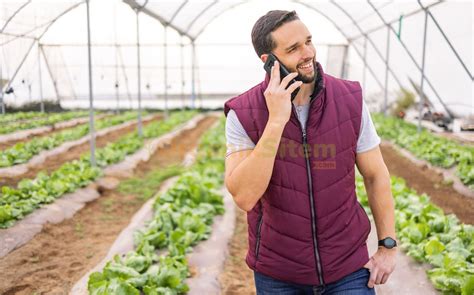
[380,143,474,224]
[0,114,162,188]
[0,115,217,295]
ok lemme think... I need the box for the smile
[298,61,313,69]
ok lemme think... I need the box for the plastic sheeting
[1,0,472,115]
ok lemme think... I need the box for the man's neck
[292,80,315,106]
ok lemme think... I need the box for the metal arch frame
[0,0,32,33]
[329,0,403,89]
[122,0,190,38]
[132,0,243,41]
[348,0,443,41]
[169,1,189,24]
[417,0,472,80]
[192,1,247,40]
[366,0,455,119]
[184,0,219,34]
[188,0,385,93]
[0,1,85,46]
[1,1,85,94]
[293,0,384,90]
[1,23,52,47]
[184,0,220,108]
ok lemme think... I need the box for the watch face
[384,238,396,248]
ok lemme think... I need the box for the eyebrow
[285,35,312,51]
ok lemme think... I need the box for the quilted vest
[224,62,371,286]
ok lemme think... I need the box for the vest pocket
[255,211,264,262]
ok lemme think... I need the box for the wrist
[267,118,287,129]
[378,237,397,249]
[378,246,398,255]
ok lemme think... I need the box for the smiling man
[223,10,397,295]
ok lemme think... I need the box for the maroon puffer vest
[224,62,371,286]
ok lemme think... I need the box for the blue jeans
[254,268,376,295]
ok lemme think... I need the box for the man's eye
[306,40,312,45]
[288,47,296,53]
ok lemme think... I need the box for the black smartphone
[263,53,300,101]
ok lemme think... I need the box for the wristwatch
[378,237,397,249]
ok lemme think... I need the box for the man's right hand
[264,60,302,126]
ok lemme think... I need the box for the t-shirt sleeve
[356,100,381,153]
[225,109,256,157]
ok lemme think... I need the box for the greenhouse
[0,0,472,294]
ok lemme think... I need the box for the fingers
[285,81,303,94]
[381,273,390,284]
[367,267,391,288]
[367,268,377,288]
[269,61,280,88]
[375,271,384,285]
[279,72,299,90]
[363,259,373,270]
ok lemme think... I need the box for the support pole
[135,8,143,137]
[38,42,44,113]
[163,25,169,118]
[383,25,390,116]
[0,66,4,114]
[418,10,429,132]
[191,41,196,109]
[115,45,120,114]
[86,0,96,166]
[180,37,185,111]
[341,44,349,79]
[114,3,119,114]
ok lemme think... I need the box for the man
[224,10,397,294]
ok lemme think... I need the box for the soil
[219,208,256,295]
[380,143,474,224]
[0,114,163,188]
[0,115,217,295]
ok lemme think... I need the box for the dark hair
[251,10,300,57]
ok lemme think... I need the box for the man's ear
[260,54,269,63]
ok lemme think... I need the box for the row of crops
[0,111,147,167]
[87,118,226,294]
[373,114,474,189]
[0,111,198,228]
[0,111,90,134]
[357,175,474,294]
[0,111,52,123]
[370,114,474,294]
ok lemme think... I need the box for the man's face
[267,20,316,83]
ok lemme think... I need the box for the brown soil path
[219,207,256,295]
[380,143,474,224]
[0,115,217,295]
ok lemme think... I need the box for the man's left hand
[363,247,397,288]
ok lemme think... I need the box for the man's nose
[302,44,314,59]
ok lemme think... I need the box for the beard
[294,58,317,84]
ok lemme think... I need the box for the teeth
[298,62,312,69]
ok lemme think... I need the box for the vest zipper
[255,210,264,262]
[293,103,325,287]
